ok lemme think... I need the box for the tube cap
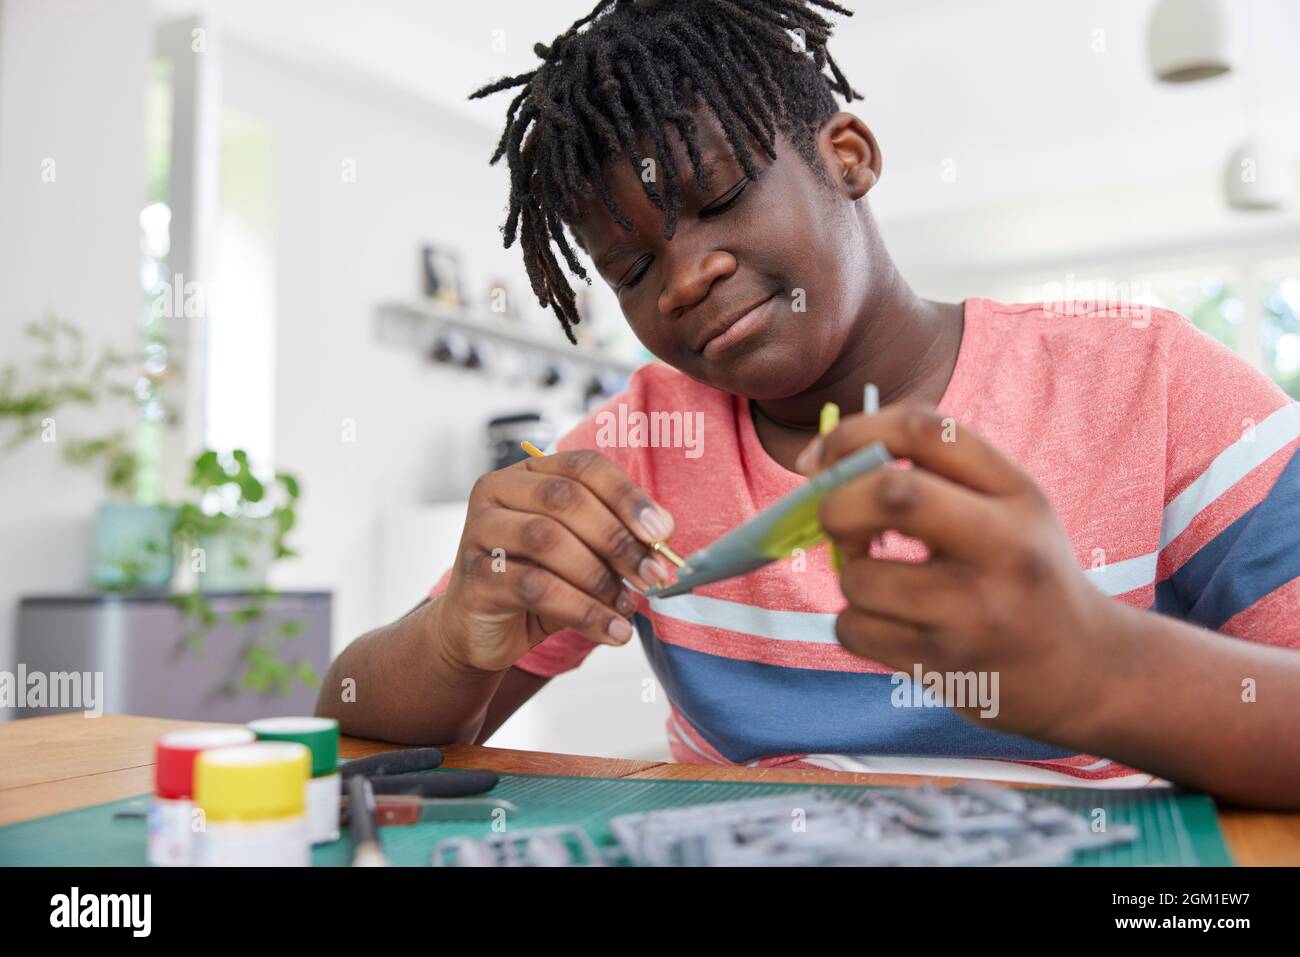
[155,728,256,800]
[195,742,310,821]
[247,716,339,777]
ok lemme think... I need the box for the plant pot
[194,516,277,592]
[93,503,178,591]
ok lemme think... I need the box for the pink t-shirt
[431,298,1300,783]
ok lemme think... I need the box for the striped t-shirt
[432,298,1300,785]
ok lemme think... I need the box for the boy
[318,0,1300,807]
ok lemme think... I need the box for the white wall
[883,166,1300,304]
[217,41,578,645]
[218,41,671,758]
[153,0,1300,224]
[0,0,151,697]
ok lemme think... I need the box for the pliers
[339,747,514,825]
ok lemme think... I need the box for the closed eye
[618,254,654,291]
[699,177,750,219]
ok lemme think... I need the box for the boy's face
[569,107,881,401]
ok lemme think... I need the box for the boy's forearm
[1063,603,1300,809]
[314,596,508,746]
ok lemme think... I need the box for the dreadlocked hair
[469,0,861,344]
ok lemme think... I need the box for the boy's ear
[818,112,881,199]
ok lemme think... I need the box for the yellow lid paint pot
[193,742,311,867]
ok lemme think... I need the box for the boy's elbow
[313,650,354,728]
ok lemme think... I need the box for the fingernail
[639,556,669,587]
[639,506,673,542]
[795,436,823,473]
[608,618,634,643]
[616,588,636,616]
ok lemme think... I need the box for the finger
[810,403,1030,499]
[492,558,635,648]
[838,554,974,629]
[473,508,638,616]
[522,450,676,543]
[820,464,1014,563]
[488,467,675,591]
[834,607,930,671]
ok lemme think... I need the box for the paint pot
[247,716,341,844]
[149,727,256,867]
[193,742,311,867]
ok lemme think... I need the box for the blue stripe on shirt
[633,611,1074,765]
[1157,448,1300,630]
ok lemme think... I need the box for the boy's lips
[694,294,778,358]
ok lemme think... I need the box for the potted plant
[173,448,300,592]
[3,316,317,698]
[170,448,315,697]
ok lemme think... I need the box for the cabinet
[14,592,332,723]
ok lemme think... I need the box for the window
[136,57,175,505]
[997,255,1300,399]
[1261,260,1300,399]
[1133,268,1242,352]
[205,109,276,468]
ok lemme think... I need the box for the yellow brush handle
[819,403,840,434]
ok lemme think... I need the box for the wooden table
[3,713,1298,865]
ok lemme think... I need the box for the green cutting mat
[0,771,1233,866]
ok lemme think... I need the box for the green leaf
[192,450,220,482]
[170,591,204,616]
[276,508,295,533]
[295,661,319,688]
[229,605,264,625]
[239,476,264,503]
[200,606,218,627]
[277,473,301,499]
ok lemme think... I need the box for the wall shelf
[374,300,643,376]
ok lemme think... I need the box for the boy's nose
[657,248,738,322]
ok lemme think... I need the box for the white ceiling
[151,0,1300,229]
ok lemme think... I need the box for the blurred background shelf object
[374,300,643,377]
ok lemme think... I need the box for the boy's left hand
[796,403,1138,744]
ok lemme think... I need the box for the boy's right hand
[434,449,677,674]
